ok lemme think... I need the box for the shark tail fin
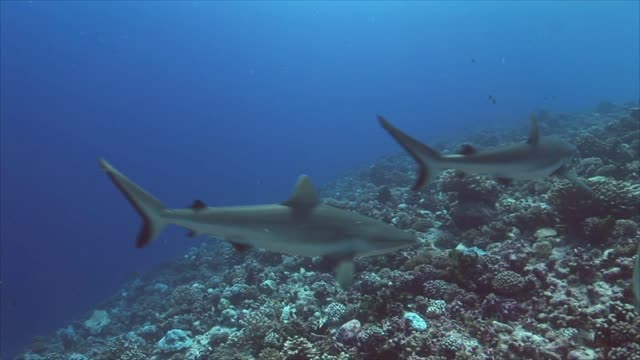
[377,115,442,190]
[98,159,168,248]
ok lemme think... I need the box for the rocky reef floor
[16,101,640,360]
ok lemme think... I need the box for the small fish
[98,160,417,288]
[377,114,592,192]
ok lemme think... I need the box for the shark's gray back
[438,137,575,179]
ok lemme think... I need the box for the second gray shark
[377,114,591,192]
[99,159,416,288]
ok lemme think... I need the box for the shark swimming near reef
[98,159,417,288]
[377,114,592,192]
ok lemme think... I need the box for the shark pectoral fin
[335,259,355,289]
[567,173,593,194]
[282,175,319,211]
[527,114,540,146]
[553,165,593,194]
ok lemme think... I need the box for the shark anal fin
[496,177,513,186]
[527,114,540,145]
[190,200,207,210]
[335,259,355,289]
[282,175,319,211]
[458,143,477,156]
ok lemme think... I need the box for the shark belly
[445,159,564,180]
[173,219,355,258]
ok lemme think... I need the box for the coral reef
[15,102,640,360]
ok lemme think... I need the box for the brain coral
[491,271,525,296]
[547,176,640,222]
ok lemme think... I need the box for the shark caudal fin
[98,159,168,248]
[377,115,442,190]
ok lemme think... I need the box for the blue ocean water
[0,1,638,357]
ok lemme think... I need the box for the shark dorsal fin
[282,175,319,210]
[527,114,540,146]
[190,200,207,210]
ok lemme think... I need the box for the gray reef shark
[377,114,592,192]
[98,159,417,288]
